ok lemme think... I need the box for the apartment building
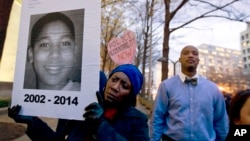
[198,44,248,93]
[240,22,250,74]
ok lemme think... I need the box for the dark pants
[162,134,175,141]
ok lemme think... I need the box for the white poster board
[11,0,100,120]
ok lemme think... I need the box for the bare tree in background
[161,0,250,80]
[101,0,162,91]
[101,0,127,72]
[124,0,165,96]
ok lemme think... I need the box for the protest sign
[108,30,137,65]
[11,0,100,120]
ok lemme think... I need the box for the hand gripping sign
[107,30,136,65]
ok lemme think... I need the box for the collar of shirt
[179,71,199,83]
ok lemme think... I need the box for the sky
[168,19,248,60]
[0,0,249,82]
[165,0,250,61]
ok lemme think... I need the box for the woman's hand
[83,102,103,120]
[8,104,34,125]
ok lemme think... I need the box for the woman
[226,89,250,141]
[9,64,149,141]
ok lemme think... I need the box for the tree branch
[170,0,189,21]
[170,0,247,33]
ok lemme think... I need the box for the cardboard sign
[11,0,100,120]
[108,30,136,65]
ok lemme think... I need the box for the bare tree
[101,0,128,72]
[124,0,163,97]
[101,0,162,96]
[161,0,250,80]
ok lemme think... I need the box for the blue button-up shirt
[151,74,229,141]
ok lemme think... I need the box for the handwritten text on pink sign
[108,30,136,65]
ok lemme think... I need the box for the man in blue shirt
[151,45,229,141]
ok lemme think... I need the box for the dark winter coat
[25,106,149,141]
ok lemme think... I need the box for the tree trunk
[162,26,170,81]
[162,0,171,81]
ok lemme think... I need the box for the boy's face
[29,20,76,87]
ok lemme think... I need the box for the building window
[243,42,247,47]
[248,48,250,53]
[218,60,222,64]
[246,33,249,38]
[244,57,247,62]
[242,35,245,40]
[248,56,250,60]
[245,64,247,69]
[243,50,246,54]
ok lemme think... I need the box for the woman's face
[235,97,250,125]
[104,72,132,105]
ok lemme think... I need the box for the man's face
[29,20,76,87]
[104,72,132,106]
[179,46,199,71]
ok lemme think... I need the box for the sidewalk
[136,99,152,117]
[0,100,151,141]
[0,107,58,141]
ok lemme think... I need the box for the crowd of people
[7,11,250,141]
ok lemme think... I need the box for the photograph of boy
[23,9,84,91]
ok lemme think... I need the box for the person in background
[223,91,232,115]
[26,12,80,91]
[9,64,149,141]
[226,89,250,141]
[151,45,229,141]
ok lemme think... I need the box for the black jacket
[26,106,149,141]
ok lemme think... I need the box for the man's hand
[8,105,34,125]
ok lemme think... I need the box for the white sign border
[11,0,100,120]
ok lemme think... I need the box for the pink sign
[108,30,136,65]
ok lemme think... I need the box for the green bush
[0,99,11,108]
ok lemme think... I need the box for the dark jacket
[25,106,149,141]
[26,118,76,141]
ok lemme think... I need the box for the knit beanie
[109,64,143,95]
